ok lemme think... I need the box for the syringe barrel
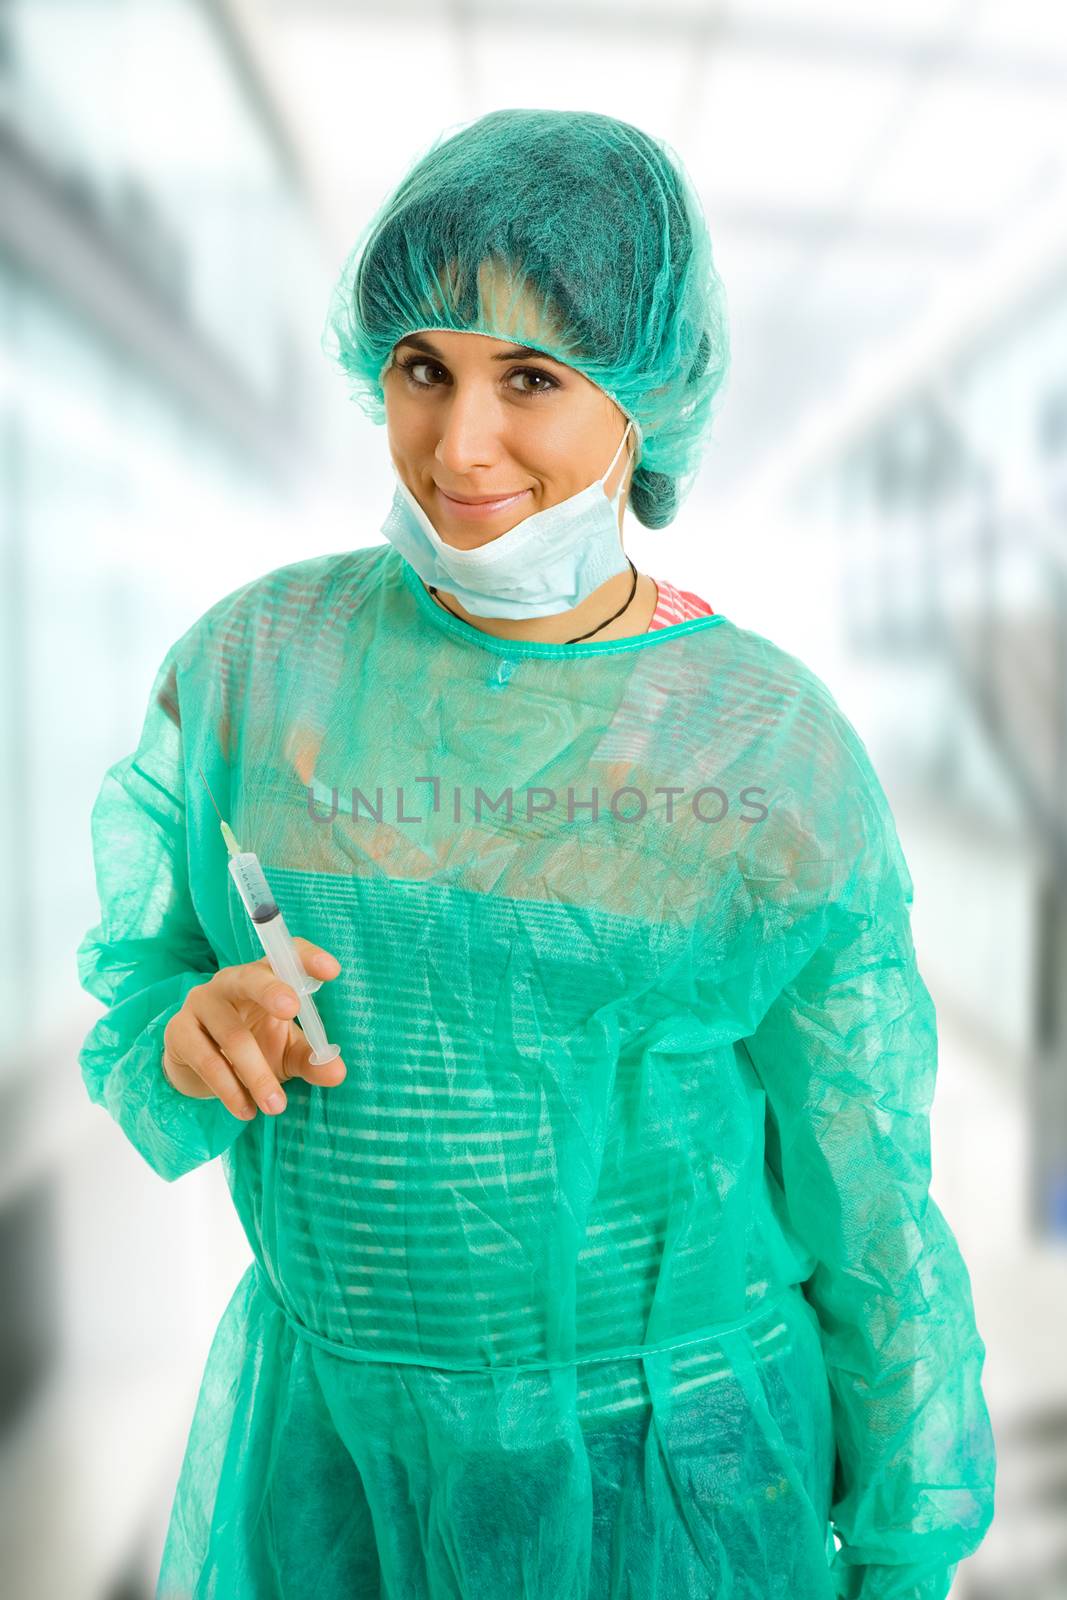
[227,852,276,923]
[228,853,322,991]
[253,912,341,1067]
[225,848,340,1067]
[256,911,312,998]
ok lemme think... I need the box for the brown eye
[507,368,559,396]
[395,355,559,399]
[398,357,445,387]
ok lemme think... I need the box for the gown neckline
[396,549,728,661]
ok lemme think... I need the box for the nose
[433,383,505,475]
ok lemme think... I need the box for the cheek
[387,394,439,450]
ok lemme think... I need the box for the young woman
[78,108,995,1599]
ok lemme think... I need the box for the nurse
[78,108,996,1599]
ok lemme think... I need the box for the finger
[236,942,341,1015]
[279,1022,347,1088]
[253,941,340,975]
[168,1024,258,1120]
[288,939,342,980]
[217,958,304,1021]
[192,989,291,1115]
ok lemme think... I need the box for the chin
[437,528,511,551]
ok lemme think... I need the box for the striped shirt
[646,577,714,630]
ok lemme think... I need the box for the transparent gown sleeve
[742,748,996,1600]
[76,644,247,1183]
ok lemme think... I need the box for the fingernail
[266,1092,286,1113]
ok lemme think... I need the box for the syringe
[218,820,342,1066]
[196,767,341,1066]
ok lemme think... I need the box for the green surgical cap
[320,108,731,529]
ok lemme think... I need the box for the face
[382,327,636,551]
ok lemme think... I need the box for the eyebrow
[394,332,566,368]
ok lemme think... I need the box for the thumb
[279,1021,347,1088]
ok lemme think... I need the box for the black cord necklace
[427,558,640,644]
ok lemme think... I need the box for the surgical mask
[380,418,639,619]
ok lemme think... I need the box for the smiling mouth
[436,487,530,506]
[436,486,532,515]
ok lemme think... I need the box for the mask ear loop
[607,419,639,513]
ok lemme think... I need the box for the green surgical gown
[77,543,996,1599]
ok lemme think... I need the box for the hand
[161,940,345,1119]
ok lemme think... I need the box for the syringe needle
[196,764,243,857]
